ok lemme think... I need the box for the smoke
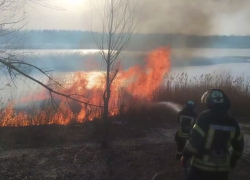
[23,0,250,36]
[137,1,209,35]
[137,0,250,35]
[130,0,250,67]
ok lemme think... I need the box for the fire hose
[151,170,168,180]
[151,159,191,180]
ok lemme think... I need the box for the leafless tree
[91,1,137,179]
[91,0,137,147]
[0,0,100,114]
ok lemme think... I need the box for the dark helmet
[201,88,231,111]
[185,100,195,109]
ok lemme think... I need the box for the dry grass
[0,72,249,126]
[122,72,250,120]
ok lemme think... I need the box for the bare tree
[91,0,137,147]
[0,0,101,116]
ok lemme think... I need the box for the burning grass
[1,72,250,126]
[0,47,250,126]
[1,47,171,126]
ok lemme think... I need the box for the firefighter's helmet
[185,100,195,109]
[201,89,231,110]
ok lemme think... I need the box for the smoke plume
[136,0,250,35]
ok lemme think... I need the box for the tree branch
[0,59,103,108]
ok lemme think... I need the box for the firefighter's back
[191,109,241,172]
[181,89,244,180]
[177,102,197,139]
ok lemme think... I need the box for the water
[156,102,183,113]
[1,48,250,103]
[22,48,250,58]
[8,48,249,76]
[172,48,250,58]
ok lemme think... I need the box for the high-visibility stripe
[202,154,229,165]
[178,115,195,138]
[193,124,205,137]
[192,156,230,172]
[237,133,243,141]
[203,155,209,162]
[191,118,195,125]
[205,128,215,149]
[177,129,189,138]
[228,130,235,148]
[193,156,229,166]
[196,156,217,166]
[205,124,237,150]
[180,115,195,123]
[180,115,195,127]
[210,124,236,131]
[186,141,198,154]
[192,161,230,172]
[180,116,182,125]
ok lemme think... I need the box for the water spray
[153,101,183,113]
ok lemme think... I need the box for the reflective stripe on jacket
[176,108,197,139]
[183,109,244,172]
[178,115,195,138]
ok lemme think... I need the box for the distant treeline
[1,29,250,50]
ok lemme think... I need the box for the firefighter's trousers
[175,132,187,160]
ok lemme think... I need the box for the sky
[23,0,250,35]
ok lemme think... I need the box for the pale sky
[23,0,250,35]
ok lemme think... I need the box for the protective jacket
[176,107,197,140]
[183,109,244,172]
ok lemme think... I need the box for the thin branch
[110,69,118,86]
[29,0,65,10]
[0,59,103,108]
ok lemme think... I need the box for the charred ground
[0,116,249,180]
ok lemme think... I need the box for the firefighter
[181,89,244,180]
[175,100,197,160]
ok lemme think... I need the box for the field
[0,116,249,180]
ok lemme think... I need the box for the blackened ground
[0,119,249,180]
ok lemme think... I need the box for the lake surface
[22,48,250,57]
[1,48,250,103]
[23,48,250,75]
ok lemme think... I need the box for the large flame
[0,47,171,126]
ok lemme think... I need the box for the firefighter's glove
[230,158,237,169]
[180,156,186,167]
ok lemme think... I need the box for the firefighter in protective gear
[175,100,197,160]
[181,89,244,180]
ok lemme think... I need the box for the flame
[0,47,171,126]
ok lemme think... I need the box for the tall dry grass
[113,72,250,122]
[0,72,249,126]
[152,72,250,119]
